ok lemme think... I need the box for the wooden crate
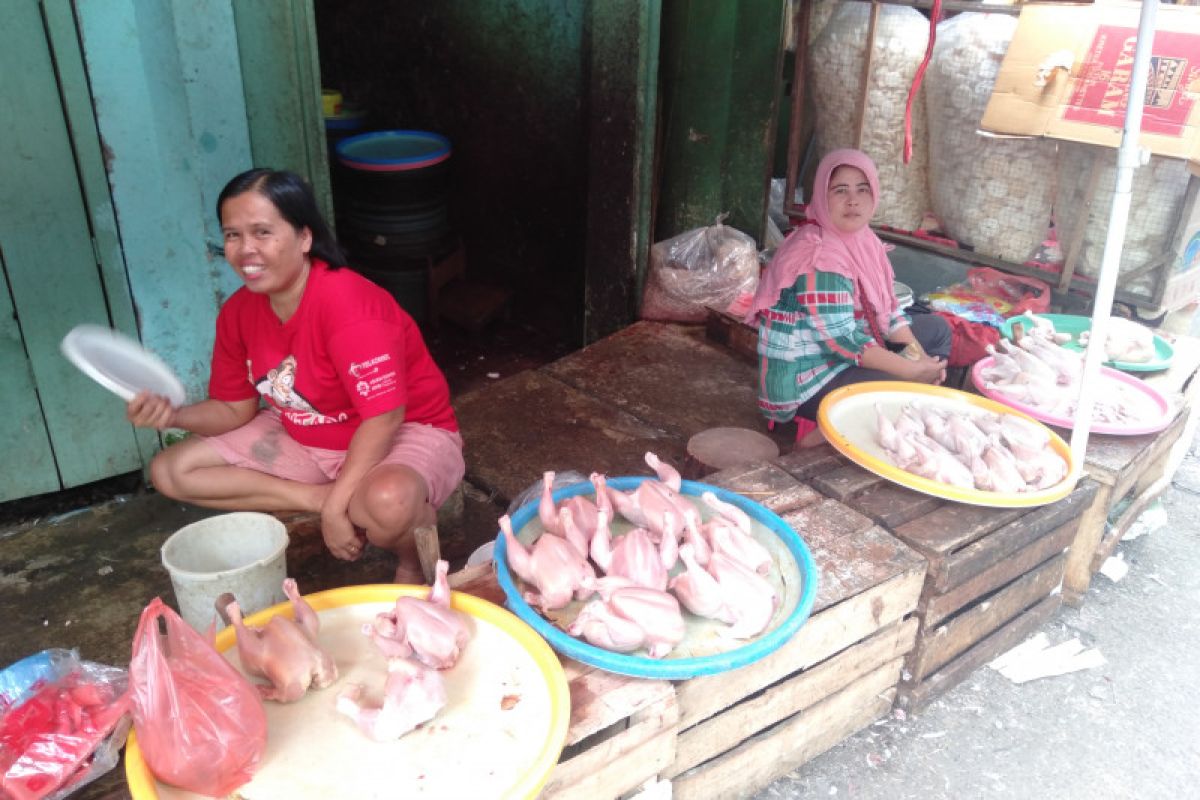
[1062,333,1200,603]
[448,565,679,800]
[776,446,1100,713]
[664,462,926,799]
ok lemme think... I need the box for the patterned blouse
[754,270,907,422]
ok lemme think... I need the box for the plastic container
[160,512,289,632]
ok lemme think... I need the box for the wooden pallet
[663,462,926,799]
[1062,333,1200,603]
[777,446,1100,713]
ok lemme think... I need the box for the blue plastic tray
[495,476,819,680]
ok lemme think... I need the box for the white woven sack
[926,13,1056,263]
[1056,143,1191,296]
[809,3,932,231]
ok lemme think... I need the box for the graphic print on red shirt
[208,261,458,449]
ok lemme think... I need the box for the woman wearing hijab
[745,149,951,448]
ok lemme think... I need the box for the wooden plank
[852,481,946,529]
[0,0,144,492]
[544,693,678,800]
[924,520,1075,628]
[892,503,1025,557]
[541,322,778,441]
[1083,405,1189,490]
[42,0,160,468]
[75,0,247,397]
[703,461,823,516]
[1108,407,1190,502]
[909,553,1066,682]
[655,0,785,241]
[930,480,1098,592]
[582,0,661,341]
[672,662,899,800]
[898,594,1061,713]
[806,524,927,616]
[232,0,333,218]
[563,665,676,746]
[810,464,884,503]
[676,557,924,728]
[1061,480,1114,605]
[779,498,874,545]
[1064,411,1189,603]
[774,444,847,482]
[668,618,917,777]
[0,257,57,501]
[453,369,686,503]
[1093,470,1174,572]
[704,307,757,365]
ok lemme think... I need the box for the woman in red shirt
[127,169,464,584]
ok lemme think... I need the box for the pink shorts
[199,410,465,508]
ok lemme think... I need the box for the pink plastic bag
[128,598,267,796]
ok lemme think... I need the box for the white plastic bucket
[466,540,495,567]
[160,512,289,631]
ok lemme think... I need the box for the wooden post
[784,0,812,220]
[1058,150,1106,292]
[854,2,882,151]
[413,524,441,584]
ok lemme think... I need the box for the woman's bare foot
[797,426,827,449]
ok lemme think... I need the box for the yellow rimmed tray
[817,381,1078,508]
[126,585,569,800]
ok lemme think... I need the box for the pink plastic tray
[971,357,1173,436]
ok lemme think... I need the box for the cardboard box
[981,2,1200,168]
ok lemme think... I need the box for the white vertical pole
[1069,0,1159,473]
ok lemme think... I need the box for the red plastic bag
[129,598,267,796]
[966,267,1051,317]
[0,650,131,800]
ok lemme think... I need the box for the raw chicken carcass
[222,578,338,703]
[669,543,737,624]
[570,584,686,658]
[501,513,596,611]
[364,560,471,669]
[706,552,779,639]
[1100,317,1156,364]
[537,471,595,557]
[704,516,772,576]
[644,451,683,492]
[590,508,676,590]
[336,658,447,742]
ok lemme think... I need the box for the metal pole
[1069,0,1158,474]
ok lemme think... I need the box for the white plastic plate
[60,324,186,406]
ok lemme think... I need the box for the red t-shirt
[208,260,458,449]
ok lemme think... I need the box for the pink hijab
[745,149,898,333]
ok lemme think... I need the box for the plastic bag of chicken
[128,597,267,796]
[0,649,131,800]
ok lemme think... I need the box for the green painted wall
[656,0,787,244]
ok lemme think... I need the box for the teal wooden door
[0,0,148,501]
